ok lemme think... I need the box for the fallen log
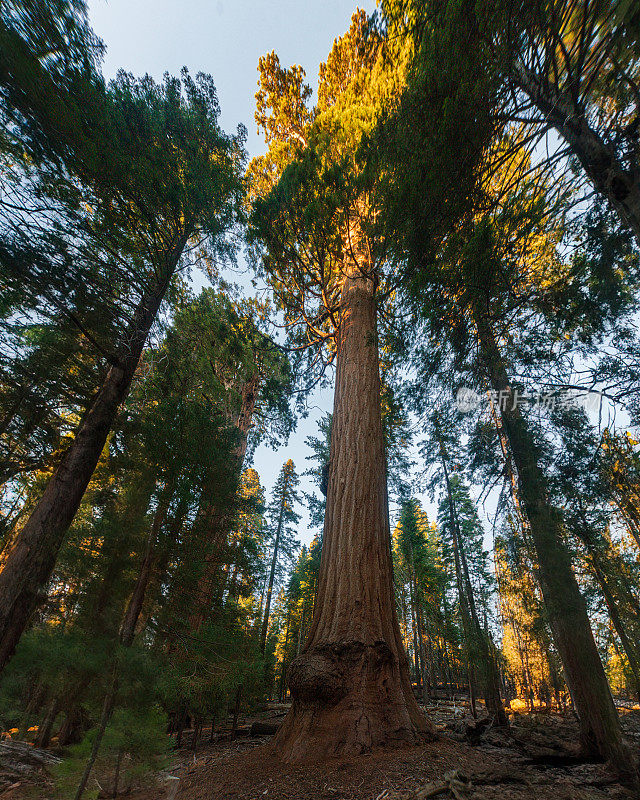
[0,740,61,790]
[250,721,280,736]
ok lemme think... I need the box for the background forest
[1,0,640,797]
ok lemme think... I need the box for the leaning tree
[0,68,245,673]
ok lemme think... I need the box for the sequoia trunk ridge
[273,264,433,762]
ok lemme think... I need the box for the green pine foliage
[1,0,640,791]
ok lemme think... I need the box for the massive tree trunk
[515,67,640,247]
[273,264,433,763]
[473,299,636,784]
[0,237,187,674]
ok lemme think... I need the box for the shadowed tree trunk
[118,480,174,643]
[73,478,176,800]
[260,496,285,653]
[515,68,640,248]
[35,697,61,749]
[574,517,640,705]
[473,297,637,784]
[273,262,434,763]
[416,608,430,705]
[0,234,188,674]
[188,374,258,632]
[436,427,507,726]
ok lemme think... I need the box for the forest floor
[4,702,639,799]
[167,702,640,800]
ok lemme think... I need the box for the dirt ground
[4,703,639,799]
[169,703,640,800]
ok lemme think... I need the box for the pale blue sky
[89,0,376,157]
[88,0,385,546]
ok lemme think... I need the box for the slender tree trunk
[436,435,507,726]
[176,705,187,748]
[260,500,285,654]
[18,680,47,739]
[279,607,292,702]
[119,481,173,646]
[231,686,242,740]
[35,697,60,748]
[189,374,258,631]
[473,298,636,783]
[0,245,186,674]
[192,718,201,758]
[456,515,507,726]
[112,749,123,799]
[515,67,640,247]
[273,262,433,762]
[583,536,640,704]
[407,556,421,689]
[417,608,430,705]
[136,496,188,635]
[73,479,176,799]
[618,500,640,551]
[209,712,216,743]
[74,671,118,800]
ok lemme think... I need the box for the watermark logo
[456,387,481,413]
[456,386,603,414]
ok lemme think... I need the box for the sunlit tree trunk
[274,263,433,762]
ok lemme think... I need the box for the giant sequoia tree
[249,12,432,760]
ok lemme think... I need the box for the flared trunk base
[273,640,435,763]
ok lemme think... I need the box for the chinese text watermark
[456,386,603,414]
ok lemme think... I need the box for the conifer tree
[0,69,245,673]
[259,459,300,653]
[249,11,432,759]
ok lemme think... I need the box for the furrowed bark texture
[473,300,637,784]
[274,266,433,763]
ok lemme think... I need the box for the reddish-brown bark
[274,264,434,762]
